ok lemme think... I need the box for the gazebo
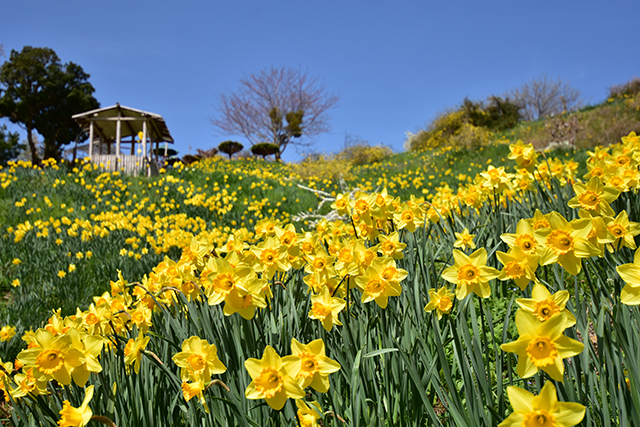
[72,103,174,174]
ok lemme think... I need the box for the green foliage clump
[406,97,521,152]
[339,139,393,165]
[251,143,280,160]
[290,152,352,181]
[218,140,244,159]
[608,76,640,100]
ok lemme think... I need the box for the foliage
[608,76,640,100]
[0,124,23,165]
[290,152,353,182]
[339,136,393,166]
[218,140,244,159]
[0,46,99,163]
[250,142,280,160]
[211,66,339,160]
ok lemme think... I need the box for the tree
[0,46,99,164]
[511,74,583,121]
[251,142,280,160]
[0,124,24,165]
[218,140,243,159]
[211,66,339,161]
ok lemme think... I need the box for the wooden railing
[91,155,147,175]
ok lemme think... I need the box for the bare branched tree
[511,74,583,121]
[211,66,339,160]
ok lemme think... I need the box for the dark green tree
[218,140,244,159]
[0,46,99,163]
[250,142,280,160]
[0,124,24,165]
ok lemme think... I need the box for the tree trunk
[26,127,40,165]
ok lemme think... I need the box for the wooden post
[116,118,121,170]
[89,122,94,159]
[142,121,147,158]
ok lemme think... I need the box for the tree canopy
[0,46,99,163]
[0,124,23,165]
[211,66,338,160]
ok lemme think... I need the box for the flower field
[1,133,640,426]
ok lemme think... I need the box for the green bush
[218,141,244,159]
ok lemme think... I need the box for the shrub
[448,123,492,149]
[290,152,352,181]
[608,76,640,99]
[339,137,392,165]
[218,141,244,159]
[250,143,280,160]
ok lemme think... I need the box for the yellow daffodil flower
[567,176,619,216]
[501,310,584,381]
[308,286,345,332]
[17,329,85,385]
[496,247,539,291]
[172,336,227,382]
[0,325,16,342]
[355,257,405,308]
[536,212,600,275]
[617,247,640,305]
[453,228,476,251]
[441,248,500,299]
[284,338,341,392]
[245,345,305,410]
[295,400,322,427]
[123,334,150,375]
[516,283,576,328]
[58,385,94,427]
[500,381,585,427]
[605,210,640,251]
[424,287,455,320]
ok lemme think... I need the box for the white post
[89,121,94,159]
[142,121,147,158]
[164,142,168,158]
[116,118,121,170]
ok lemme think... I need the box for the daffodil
[284,338,341,392]
[377,232,407,259]
[605,210,640,251]
[617,247,640,305]
[496,247,539,291]
[536,212,600,275]
[501,310,584,381]
[516,283,576,328]
[308,286,345,331]
[424,287,455,319]
[355,257,405,308]
[453,228,476,251]
[501,219,541,256]
[295,400,322,427]
[0,325,16,342]
[441,248,500,299]
[245,345,305,410]
[57,385,94,427]
[567,176,619,216]
[17,329,85,385]
[172,336,227,382]
[500,382,585,427]
[123,334,150,375]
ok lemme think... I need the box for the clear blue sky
[2,1,639,161]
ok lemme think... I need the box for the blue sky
[2,1,639,161]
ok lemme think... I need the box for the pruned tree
[251,142,280,160]
[511,74,583,121]
[0,46,99,163]
[211,66,339,160]
[218,140,243,159]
